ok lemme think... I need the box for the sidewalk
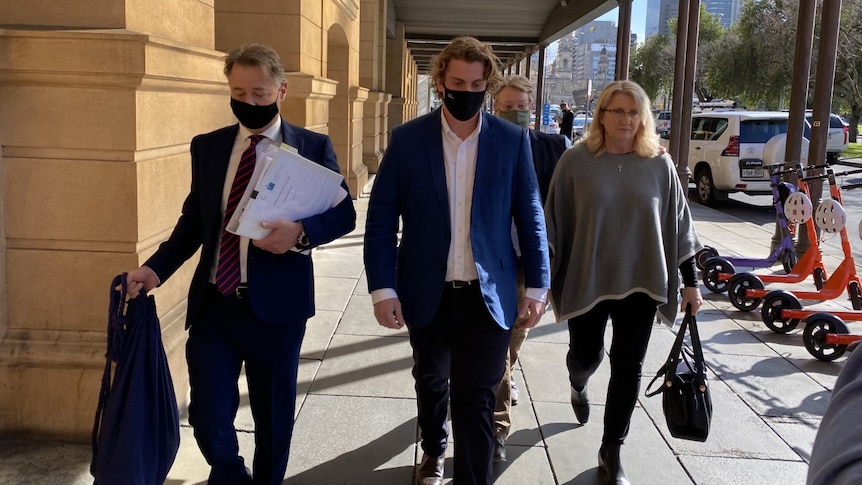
[2,195,853,485]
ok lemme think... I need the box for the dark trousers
[408,284,511,485]
[566,292,656,444]
[186,285,307,485]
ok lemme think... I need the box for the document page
[227,145,347,239]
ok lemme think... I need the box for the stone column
[0,1,228,439]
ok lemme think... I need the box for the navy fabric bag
[90,274,180,484]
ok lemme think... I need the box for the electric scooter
[760,168,862,334]
[699,164,802,294]
[724,167,831,311]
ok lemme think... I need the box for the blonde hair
[430,36,503,98]
[493,75,534,103]
[583,80,661,158]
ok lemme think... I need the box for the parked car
[681,111,793,206]
[654,110,671,134]
[803,112,850,162]
[572,116,592,139]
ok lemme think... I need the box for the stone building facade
[0,0,417,440]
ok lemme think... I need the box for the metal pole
[804,0,842,251]
[779,0,816,253]
[615,0,633,80]
[678,0,700,185]
[536,46,546,122]
[669,0,691,187]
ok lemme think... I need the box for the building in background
[655,0,740,37]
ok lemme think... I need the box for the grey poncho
[545,143,702,324]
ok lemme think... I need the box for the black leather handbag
[645,307,712,442]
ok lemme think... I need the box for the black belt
[446,279,478,289]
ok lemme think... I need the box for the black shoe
[493,435,507,463]
[598,443,630,485]
[416,453,444,485]
[570,386,590,424]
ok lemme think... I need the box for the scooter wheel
[761,290,802,333]
[728,273,764,312]
[803,313,850,362]
[702,257,735,294]
[696,246,719,270]
[850,281,862,311]
[813,267,827,291]
[781,250,798,275]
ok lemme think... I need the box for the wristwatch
[296,228,310,248]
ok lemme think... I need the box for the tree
[631,3,727,104]
[833,0,862,140]
[706,0,797,109]
[630,33,674,102]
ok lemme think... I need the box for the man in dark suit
[558,102,575,141]
[363,37,550,485]
[123,43,356,485]
[490,75,569,462]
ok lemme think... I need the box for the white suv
[683,111,793,206]
[803,112,850,162]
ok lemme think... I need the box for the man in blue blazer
[124,43,355,485]
[364,37,550,485]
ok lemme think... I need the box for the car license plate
[741,169,764,178]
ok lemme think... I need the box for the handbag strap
[687,309,708,391]
[645,308,690,397]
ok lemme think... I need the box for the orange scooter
[724,166,830,312]
[760,168,862,334]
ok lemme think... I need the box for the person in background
[544,80,702,485]
[490,74,569,462]
[363,36,550,485]
[121,43,356,485]
[558,101,575,141]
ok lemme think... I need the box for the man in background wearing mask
[491,75,570,462]
[121,43,356,484]
[364,37,550,485]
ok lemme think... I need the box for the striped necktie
[215,134,263,295]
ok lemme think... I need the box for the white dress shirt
[211,119,283,284]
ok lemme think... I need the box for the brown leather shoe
[416,453,444,485]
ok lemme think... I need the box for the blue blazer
[146,119,356,326]
[364,109,550,330]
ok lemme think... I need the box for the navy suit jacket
[146,119,356,327]
[364,109,550,330]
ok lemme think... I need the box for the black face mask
[442,86,487,121]
[230,98,279,130]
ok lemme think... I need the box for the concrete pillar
[0,18,227,439]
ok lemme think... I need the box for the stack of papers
[227,144,347,239]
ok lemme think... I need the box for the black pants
[566,292,656,444]
[408,284,511,485]
[186,284,306,485]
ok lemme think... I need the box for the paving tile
[681,455,808,485]
[313,275,358,312]
[308,334,415,398]
[286,394,417,484]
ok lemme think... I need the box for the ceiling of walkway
[390,0,618,74]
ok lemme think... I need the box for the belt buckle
[450,280,471,289]
[234,284,249,300]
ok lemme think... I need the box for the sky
[598,1,648,41]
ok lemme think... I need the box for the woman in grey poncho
[544,80,703,485]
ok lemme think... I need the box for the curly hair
[430,36,503,98]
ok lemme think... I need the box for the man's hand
[253,219,304,254]
[516,297,546,329]
[121,266,159,299]
[680,286,703,315]
[374,298,406,329]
